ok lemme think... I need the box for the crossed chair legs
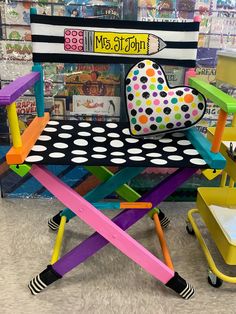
[28,165,197,299]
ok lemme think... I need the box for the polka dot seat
[25,120,208,168]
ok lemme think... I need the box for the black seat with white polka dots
[25,120,208,168]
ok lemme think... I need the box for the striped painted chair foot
[28,265,62,295]
[158,209,170,229]
[165,272,195,300]
[48,211,65,231]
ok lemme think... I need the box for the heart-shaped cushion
[125,59,206,137]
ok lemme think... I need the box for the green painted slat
[189,77,236,114]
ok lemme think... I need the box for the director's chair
[1,9,236,299]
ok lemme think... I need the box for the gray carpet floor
[0,197,236,314]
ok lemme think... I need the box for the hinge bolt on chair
[1,8,234,299]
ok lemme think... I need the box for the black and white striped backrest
[30,14,200,68]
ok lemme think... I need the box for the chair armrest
[0,72,40,106]
[189,77,236,114]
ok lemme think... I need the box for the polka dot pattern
[126,60,206,136]
[25,120,207,168]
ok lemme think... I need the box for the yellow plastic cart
[187,125,236,287]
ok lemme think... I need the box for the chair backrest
[30,11,200,68]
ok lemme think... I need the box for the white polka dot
[159,138,173,143]
[190,158,206,165]
[111,151,125,156]
[58,133,72,139]
[38,135,51,141]
[79,122,91,128]
[49,152,65,158]
[61,124,74,130]
[44,127,57,132]
[163,146,177,153]
[93,147,107,153]
[71,157,88,163]
[172,132,185,138]
[177,140,191,146]
[142,143,157,149]
[53,142,68,149]
[146,153,162,158]
[125,138,139,143]
[94,136,106,143]
[91,154,106,159]
[150,159,168,165]
[108,133,119,138]
[128,148,142,154]
[184,149,199,156]
[72,150,87,155]
[31,145,47,152]
[106,123,118,128]
[111,158,126,164]
[122,128,130,135]
[168,155,183,161]
[78,131,91,137]
[25,155,44,162]
[110,140,124,148]
[74,139,88,146]
[129,156,145,161]
[48,121,59,125]
[92,127,105,133]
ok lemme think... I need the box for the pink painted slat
[30,164,174,284]
[0,72,40,106]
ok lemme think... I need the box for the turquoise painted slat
[32,63,44,117]
[92,202,121,210]
[61,167,145,220]
[186,127,226,169]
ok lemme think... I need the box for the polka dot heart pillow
[125,59,206,137]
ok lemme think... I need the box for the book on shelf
[4,1,52,25]
[64,0,122,19]
[64,63,121,120]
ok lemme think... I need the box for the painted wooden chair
[1,9,236,299]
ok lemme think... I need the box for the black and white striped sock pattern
[28,265,62,295]
[158,210,170,229]
[179,283,195,300]
[48,211,63,231]
[28,274,47,295]
[165,272,195,300]
[48,218,60,231]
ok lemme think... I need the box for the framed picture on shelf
[72,95,120,117]
[52,97,66,119]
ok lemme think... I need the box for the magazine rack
[1,9,236,299]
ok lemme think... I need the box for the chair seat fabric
[24,120,208,168]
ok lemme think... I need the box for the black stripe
[32,35,198,49]
[32,35,64,43]
[166,41,198,49]
[30,14,199,32]
[33,53,196,67]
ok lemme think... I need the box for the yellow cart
[187,127,236,287]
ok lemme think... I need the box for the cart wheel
[186,221,195,235]
[207,269,223,288]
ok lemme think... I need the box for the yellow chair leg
[6,102,22,148]
[51,215,67,264]
[232,113,236,127]
[229,178,235,188]
[220,171,227,187]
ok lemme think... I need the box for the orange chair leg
[153,213,174,270]
[211,109,228,153]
